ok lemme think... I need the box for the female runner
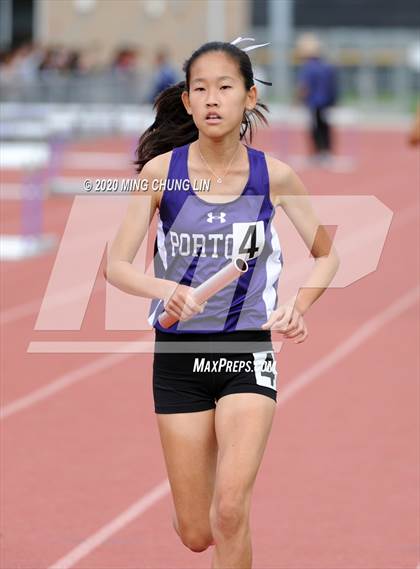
[106,40,340,569]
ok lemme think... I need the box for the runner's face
[182,52,257,137]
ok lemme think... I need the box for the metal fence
[0,70,155,105]
[0,62,418,109]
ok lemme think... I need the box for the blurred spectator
[408,103,420,146]
[111,45,140,75]
[0,40,146,103]
[65,50,81,73]
[0,49,17,85]
[39,44,81,74]
[147,47,178,104]
[295,33,339,161]
[109,45,143,104]
[39,46,62,72]
[13,42,43,83]
[77,44,103,74]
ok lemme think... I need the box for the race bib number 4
[232,221,265,260]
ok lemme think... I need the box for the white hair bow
[230,36,271,53]
[230,37,272,86]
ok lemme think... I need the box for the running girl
[106,40,339,569]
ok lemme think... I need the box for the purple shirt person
[296,34,339,159]
[148,48,178,104]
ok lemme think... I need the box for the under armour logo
[207,212,226,223]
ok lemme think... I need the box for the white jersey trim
[147,216,168,326]
[262,219,283,320]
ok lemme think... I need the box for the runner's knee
[210,495,248,539]
[178,527,214,552]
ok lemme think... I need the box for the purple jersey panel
[148,143,283,333]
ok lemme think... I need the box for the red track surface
[1,127,419,569]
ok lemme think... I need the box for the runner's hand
[261,302,308,343]
[163,284,207,322]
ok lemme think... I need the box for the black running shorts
[152,329,278,414]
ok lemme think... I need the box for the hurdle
[0,112,60,260]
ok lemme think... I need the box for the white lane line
[0,352,133,420]
[0,279,105,326]
[48,480,170,569]
[278,285,420,403]
[0,296,50,326]
[1,200,418,327]
[46,285,419,568]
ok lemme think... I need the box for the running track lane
[1,128,419,568]
[3,284,416,569]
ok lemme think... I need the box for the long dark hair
[134,41,269,173]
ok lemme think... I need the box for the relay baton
[158,257,249,329]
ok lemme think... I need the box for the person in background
[408,102,420,146]
[295,33,339,163]
[147,47,178,104]
[111,45,140,76]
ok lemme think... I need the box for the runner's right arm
[105,155,204,320]
[105,156,176,301]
